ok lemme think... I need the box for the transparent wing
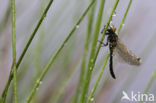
[114,39,141,66]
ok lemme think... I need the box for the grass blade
[71,0,96,103]
[87,0,132,102]
[139,70,156,103]
[87,55,109,103]
[11,0,17,103]
[0,0,54,101]
[80,0,119,103]
[25,1,96,103]
[79,0,106,102]
[117,0,132,34]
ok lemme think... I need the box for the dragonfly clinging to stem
[101,25,141,79]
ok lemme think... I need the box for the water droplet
[112,13,116,17]
[112,11,117,17]
[40,81,43,84]
[76,25,79,29]
[90,67,92,71]
[91,59,94,63]
[36,88,39,91]
[122,23,125,26]
[91,97,94,101]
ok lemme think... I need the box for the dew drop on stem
[90,67,93,71]
[112,13,116,17]
[76,25,79,29]
[40,81,43,85]
[91,97,94,101]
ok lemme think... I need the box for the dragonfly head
[105,25,116,35]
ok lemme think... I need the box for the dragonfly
[101,25,141,79]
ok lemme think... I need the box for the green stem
[25,1,96,103]
[94,0,119,61]
[87,0,131,102]
[49,63,78,103]
[71,0,96,103]
[0,0,54,101]
[13,67,17,103]
[80,0,119,103]
[87,55,109,103]
[117,0,132,34]
[11,0,17,103]
[139,70,156,103]
[144,71,156,94]
[79,0,106,102]
[16,0,54,68]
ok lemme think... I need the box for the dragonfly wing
[115,39,141,66]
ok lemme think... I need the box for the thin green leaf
[25,1,96,103]
[0,0,54,101]
[79,0,106,102]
